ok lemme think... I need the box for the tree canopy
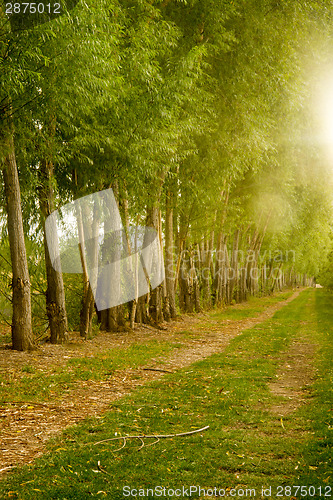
[0,0,332,349]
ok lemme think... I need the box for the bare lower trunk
[39,157,68,344]
[76,202,99,338]
[229,230,239,303]
[135,294,149,324]
[147,205,164,323]
[201,237,213,308]
[1,127,34,351]
[165,191,177,318]
[179,248,199,313]
[99,181,125,332]
[44,236,68,343]
[214,232,226,305]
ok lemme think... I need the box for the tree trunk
[76,200,99,338]
[122,193,138,330]
[38,107,68,343]
[201,237,213,308]
[39,155,68,344]
[229,230,240,303]
[179,249,192,313]
[99,181,125,332]
[1,123,35,351]
[165,191,177,318]
[271,262,283,293]
[179,247,199,313]
[147,205,164,323]
[214,232,224,305]
[193,246,201,312]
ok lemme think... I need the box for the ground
[0,289,316,476]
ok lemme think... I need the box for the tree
[0,110,35,350]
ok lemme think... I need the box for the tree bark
[165,191,177,318]
[229,230,240,303]
[147,205,164,323]
[76,201,99,338]
[39,154,68,343]
[1,121,35,351]
[201,237,213,308]
[99,181,124,332]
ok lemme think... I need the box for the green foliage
[1,0,333,332]
[317,234,333,289]
[62,274,83,331]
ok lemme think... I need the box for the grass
[209,290,294,321]
[0,341,177,403]
[296,290,333,489]
[0,288,331,499]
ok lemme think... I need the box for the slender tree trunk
[99,181,124,332]
[43,224,68,343]
[165,191,177,318]
[201,237,213,308]
[147,205,164,323]
[77,201,99,337]
[193,245,201,312]
[179,248,192,313]
[40,114,68,343]
[1,120,35,351]
[229,230,239,303]
[121,192,138,330]
[213,188,229,305]
[214,232,225,305]
[271,262,283,293]
[39,153,68,343]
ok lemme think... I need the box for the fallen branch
[0,466,16,473]
[97,461,110,474]
[143,368,174,374]
[93,425,209,450]
[0,401,73,411]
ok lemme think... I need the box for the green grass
[296,290,333,489]
[209,290,294,321]
[0,341,176,403]
[0,289,331,499]
[0,331,11,345]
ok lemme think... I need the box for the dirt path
[268,340,318,416]
[0,289,310,475]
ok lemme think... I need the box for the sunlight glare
[315,73,333,153]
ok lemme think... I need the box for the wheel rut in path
[268,340,318,416]
[0,289,304,475]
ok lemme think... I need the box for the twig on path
[0,401,73,410]
[97,461,110,474]
[0,466,16,473]
[92,425,210,451]
[143,368,174,374]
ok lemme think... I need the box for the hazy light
[315,73,333,154]
[320,89,333,144]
